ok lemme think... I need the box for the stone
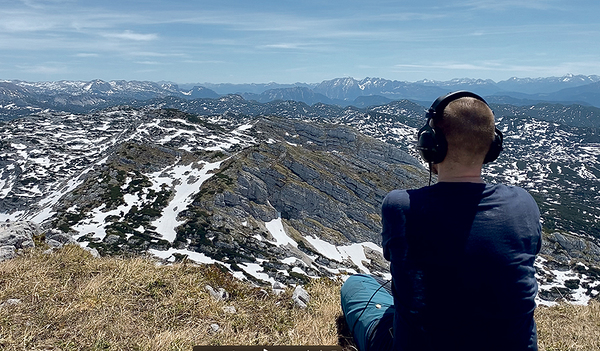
[84,247,100,258]
[272,282,285,290]
[272,282,286,296]
[21,240,35,248]
[0,221,40,249]
[104,235,121,245]
[206,285,229,301]
[46,239,63,248]
[0,246,16,262]
[222,306,236,314]
[0,298,22,309]
[292,285,310,309]
[46,230,77,245]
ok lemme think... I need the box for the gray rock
[104,234,121,245]
[272,281,285,290]
[46,230,77,245]
[46,239,63,248]
[0,221,41,249]
[292,285,310,309]
[0,245,16,262]
[84,247,100,258]
[0,298,21,309]
[272,281,286,295]
[222,306,236,314]
[21,240,35,248]
[543,232,600,262]
[206,285,229,301]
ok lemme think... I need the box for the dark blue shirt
[382,182,541,351]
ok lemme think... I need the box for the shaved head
[435,97,496,166]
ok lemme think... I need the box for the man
[341,91,541,351]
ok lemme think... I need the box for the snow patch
[150,160,223,242]
[149,248,216,264]
[265,217,297,248]
[304,235,383,274]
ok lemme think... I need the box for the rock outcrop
[0,221,39,261]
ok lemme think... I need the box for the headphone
[416,91,503,164]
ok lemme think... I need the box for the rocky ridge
[0,108,425,286]
[0,104,599,305]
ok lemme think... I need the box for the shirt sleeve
[381,189,409,262]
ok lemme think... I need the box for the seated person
[341,91,541,351]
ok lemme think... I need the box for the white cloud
[393,60,600,81]
[75,53,99,58]
[460,0,560,11]
[134,61,163,65]
[126,52,186,58]
[102,30,158,41]
[0,15,56,32]
[16,64,66,74]
[19,0,76,9]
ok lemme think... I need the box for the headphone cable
[351,279,392,336]
[428,163,433,186]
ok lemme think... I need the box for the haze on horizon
[1,0,599,84]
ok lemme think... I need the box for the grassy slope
[0,245,598,351]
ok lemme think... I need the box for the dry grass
[536,300,600,351]
[0,245,344,350]
[1,245,599,351]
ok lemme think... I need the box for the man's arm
[381,190,409,262]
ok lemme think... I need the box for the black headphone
[416,91,503,164]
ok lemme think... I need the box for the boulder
[0,246,16,262]
[45,229,77,245]
[205,285,229,301]
[0,221,41,249]
[292,285,310,308]
[0,221,41,261]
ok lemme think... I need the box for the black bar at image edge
[193,346,342,351]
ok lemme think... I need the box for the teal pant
[340,274,395,351]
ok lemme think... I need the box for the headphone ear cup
[417,123,447,164]
[483,127,504,164]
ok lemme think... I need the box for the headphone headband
[426,91,489,121]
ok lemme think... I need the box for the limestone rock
[84,247,100,258]
[206,285,229,301]
[222,306,236,314]
[0,246,16,262]
[292,285,310,309]
[46,230,77,245]
[0,221,40,249]
[0,298,22,309]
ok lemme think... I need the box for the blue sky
[1,0,599,84]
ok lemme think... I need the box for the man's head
[436,96,495,165]
[417,91,502,167]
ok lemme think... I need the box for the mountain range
[3,74,600,122]
[1,76,600,306]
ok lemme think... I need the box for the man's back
[381,182,541,350]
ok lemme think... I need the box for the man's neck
[434,162,484,183]
[438,174,484,183]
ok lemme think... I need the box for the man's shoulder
[382,189,410,210]
[486,184,541,218]
[486,183,536,202]
[383,188,420,203]
[382,187,430,211]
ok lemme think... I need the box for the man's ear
[430,163,439,175]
